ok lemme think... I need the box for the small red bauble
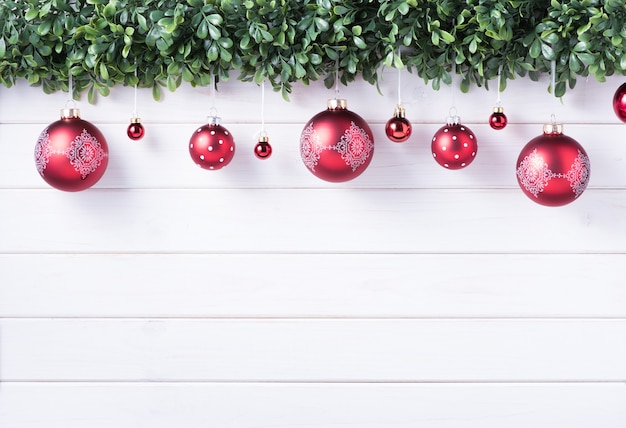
[489,106,508,130]
[34,108,109,191]
[300,99,374,182]
[254,136,272,159]
[431,116,477,169]
[385,106,412,142]
[127,118,145,140]
[612,82,626,122]
[516,123,590,207]
[189,116,235,170]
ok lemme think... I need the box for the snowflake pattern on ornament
[66,129,107,178]
[336,121,373,171]
[300,123,323,171]
[517,149,553,197]
[34,129,53,174]
[564,150,590,197]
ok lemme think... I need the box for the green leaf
[25,8,39,21]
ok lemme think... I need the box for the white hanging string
[68,73,73,102]
[550,59,557,123]
[334,58,340,99]
[496,65,502,106]
[260,80,266,137]
[397,49,402,106]
[132,66,138,118]
[449,55,457,118]
[209,74,217,117]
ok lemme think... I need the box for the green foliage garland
[1,0,625,102]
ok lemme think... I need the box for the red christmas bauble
[127,118,145,140]
[385,106,412,142]
[300,99,374,182]
[254,136,272,159]
[612,82,626,122]
[516,123,590,207]
[189,117,235,170]
[489,107,508,130]
[431,117,477,169]
[34,108,109,191]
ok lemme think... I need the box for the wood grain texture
[1,319,625,381]
[1,383,625,428]
[0,189,624,253]
[1,254,625,318]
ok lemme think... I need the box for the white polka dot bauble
[431,115,478,170]
[189,116,235,170]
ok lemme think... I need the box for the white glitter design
[66,129,107,178]
[34,129,52,174]
[336,122,373,171]
[300,123,323,171]
[564,150,590,197]
[517,149,590,198]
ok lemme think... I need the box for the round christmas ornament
[34,107,109,191]
[189,115,236,170]
[127,117,145,140]
[385,105,412,142]
[431,114,478,169]
[300,98,374,182]
[612,82,626,122]
[489,106,508,130]
[254,135,272,159]
[516,122,590,207]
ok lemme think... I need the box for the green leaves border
[1,0,624,102]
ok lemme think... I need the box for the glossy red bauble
[300,99,374,182]
[34,108,109,191]
[489,107,508,130]
[127,118,145,140]
[254,136,272,159]
[431,117,477,169]
[516,124,590,207]
[189,117,235,170]
[385,106,412,142]
[612,82,626,122]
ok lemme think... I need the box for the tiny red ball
[385,116,412,142]
[127,122,145,140]
[254,141,272,159]
[489,112,508,130]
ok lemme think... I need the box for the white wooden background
[1,69,626,427]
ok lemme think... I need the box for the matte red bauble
[385,106,412,142]
[189,116,235,170]
[431,116,477,169]
[612,82,626,122]
[489,106,508,130]
[254,136,272,159]
[516,123,590,207]
[300,99,374,182]
[34,108,109,191]
[127,118,145,140]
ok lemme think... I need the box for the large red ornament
[34,108,109,191]
[612,82,626,122]
[489,106,508,130]
[189,116,236,170]
[127,117,145,140]
[385,105,412,142]
[431,116,477,169]
[516,123,590,207]
[300,99,374,182]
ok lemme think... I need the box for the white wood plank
[1,254,625,318]
[1,319,625,381]
[1,122,624,189]
[1,383,625,428]
[0,71,623,126]
[0,189,624,253]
